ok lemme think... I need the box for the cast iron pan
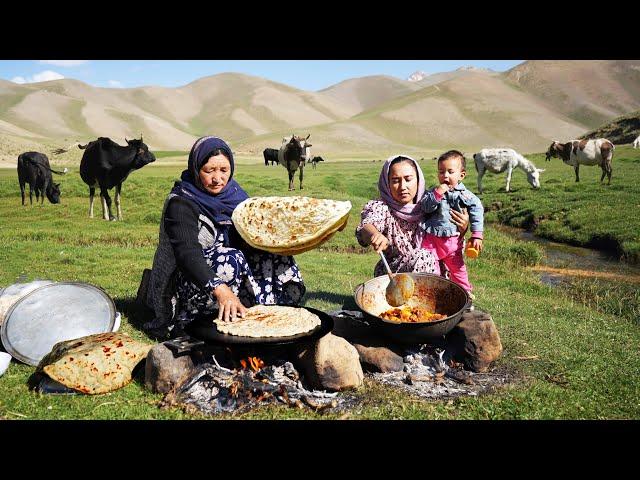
[184,306,333,347]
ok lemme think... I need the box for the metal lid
[0,282,116,366]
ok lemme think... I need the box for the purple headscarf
[171,136,249,239]
[378,154,426,222]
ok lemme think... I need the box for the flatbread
[37,332,152,395]
[232,196,351,255]
[214,305,321,338]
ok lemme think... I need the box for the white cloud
[33,71,65,82]
[39,60,88,67]
[10,70,65,84]
[108,80,124,88]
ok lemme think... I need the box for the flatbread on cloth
[232,196,351,255]
[214,305,321,338]
[36,332,152,394]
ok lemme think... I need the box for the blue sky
[0,60,524,92]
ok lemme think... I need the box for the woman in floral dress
[144,136,305,338]
[356,155,469,277]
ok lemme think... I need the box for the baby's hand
[436,183,449,195]
[470,238,483,252]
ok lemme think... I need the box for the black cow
[79,136,156,221]
[17,152,67,205]
[263,148,279,166]
[310,155,324,169]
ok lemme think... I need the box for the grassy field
[0,148,639,420]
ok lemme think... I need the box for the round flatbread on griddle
[213,305,321,338]
[232,196,351,255]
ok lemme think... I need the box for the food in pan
[379,305,447,323]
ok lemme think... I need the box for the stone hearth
[146,308,507,415]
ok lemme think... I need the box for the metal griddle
[184,306,333,347]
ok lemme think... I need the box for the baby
[420,150,484,294]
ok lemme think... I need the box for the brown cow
[545,138,614,184]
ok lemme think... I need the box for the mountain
[325,71,585,155]
[415,67,498,88]
[233,69,592,156]
[0,73,356,151]
[504,60,640,128]
[318,75,421,114]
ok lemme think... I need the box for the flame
[239,356,265,372]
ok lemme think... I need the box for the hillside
[504,60,640,128]
[0,73,357,154]
[318,75,421,113]
[579,110,640,144]
[323,72,586,154]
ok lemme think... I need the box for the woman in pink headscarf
[356,155,469,277]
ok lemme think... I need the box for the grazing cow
[310,156,325,169]
[17,152,68,205]
[545,138,614,184]
[473,148,545,193]
[79,136,156,220]
[278,134,310,191]
[263,148,279,166]
[633,135,640,149]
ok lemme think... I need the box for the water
[492,224,640,287]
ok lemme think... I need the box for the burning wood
[161,357,352,416]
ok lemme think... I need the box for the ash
[162,357,356,416]
[371,347,511,400]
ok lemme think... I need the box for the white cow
[473,148,545,193]
[633,135,640,149]
[545,138,614,184]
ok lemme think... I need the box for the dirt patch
[529,266,640,285]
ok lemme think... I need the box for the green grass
[0,156,639,419]
[153,150,189,159]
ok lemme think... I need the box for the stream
[491,224,640,287]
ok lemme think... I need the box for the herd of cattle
[12,133,625,220]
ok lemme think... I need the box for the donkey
[278,134,311,190]
[473,148,545,193]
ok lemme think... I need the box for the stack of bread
[232,196,351,255]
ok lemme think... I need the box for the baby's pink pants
[421,233,472,292]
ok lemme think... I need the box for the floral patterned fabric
[356,199,438,277]
[174,235,305,328]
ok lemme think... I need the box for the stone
[447,310,502,373]
[353,344,404,372]
[145,343,197,394]
[295,333,364,391]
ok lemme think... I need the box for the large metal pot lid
[0,282,116,366]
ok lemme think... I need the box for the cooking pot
[354,272,472,343]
